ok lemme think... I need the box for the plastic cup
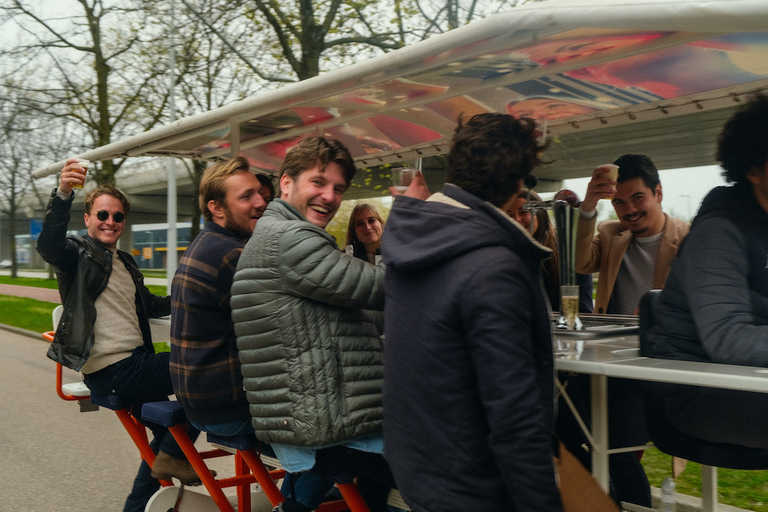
[71,159,90,189]
[602,164,619,199]
[392,167,417,192]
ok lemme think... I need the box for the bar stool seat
[141,401,286,512]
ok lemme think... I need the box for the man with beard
[170,157,268,436]
[566,154,689,507]
[232,137,427,512]
[576,154,689,315]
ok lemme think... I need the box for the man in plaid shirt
[170,157,268,435]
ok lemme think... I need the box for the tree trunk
[8,208,17,279]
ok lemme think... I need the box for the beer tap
[523,189,584,330]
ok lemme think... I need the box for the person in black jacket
[36,159,200,512]
[382,113,563,512]
[648,93,768,447]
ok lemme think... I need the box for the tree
[1,0,173,185]
[140,0,283,239]
[0,87,64,277]
[236,0,406,81]
[412,0,532,36]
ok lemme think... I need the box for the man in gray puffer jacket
[232,137,427,512]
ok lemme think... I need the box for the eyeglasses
[95,210,126,223]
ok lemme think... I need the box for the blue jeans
[84,347,200,512]
[191,418,254,437]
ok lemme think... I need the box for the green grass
[642,447,768,510]
[0,275,166,297]
[0,295,58,333]
[0,275,60,289]
[140,270,167,279]
[0,295,170,354]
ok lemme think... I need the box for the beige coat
[576,212,690,314]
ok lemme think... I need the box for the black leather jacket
[36,189,170,372]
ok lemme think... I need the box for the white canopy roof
[33,0,768,192]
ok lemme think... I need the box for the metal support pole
[701,465,718,512]
[166,0,178,293]
[591,374,610,492]
[230,121,240,158]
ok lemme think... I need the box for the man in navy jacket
[382,113,563,512]
[649,92,768,447]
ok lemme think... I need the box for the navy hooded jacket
[381,184,563,512]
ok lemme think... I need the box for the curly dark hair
[717,92,768,184]
[446,113,548,208]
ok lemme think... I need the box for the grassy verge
[0,275,60,289]
[139,270,167,279]
[642,447,768,511]
[0,295,58,333]
[0,275,165,297]
[0,295,170,354]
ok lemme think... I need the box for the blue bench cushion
[90,392,138,410]
[141,401,188,427]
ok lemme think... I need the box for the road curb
[0,322,45,341]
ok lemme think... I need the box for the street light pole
[166,0,178,293]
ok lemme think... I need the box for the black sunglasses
[95,210,126,223]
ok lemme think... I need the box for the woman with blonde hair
[344,203,385,264]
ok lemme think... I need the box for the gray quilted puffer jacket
[231,199,385,447]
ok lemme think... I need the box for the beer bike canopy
[33,0,768,186]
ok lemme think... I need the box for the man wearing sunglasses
[36,158,201,512]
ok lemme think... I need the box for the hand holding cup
[581,164,619,212]
[389,168,431,200]
[59,158,89,195]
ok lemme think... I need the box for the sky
[562,164,726,223]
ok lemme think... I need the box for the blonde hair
[85,184,131,216]
[199,157,251,222]
[345,203,385,247]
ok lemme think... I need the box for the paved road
[0,329,141,511]
[0,329,267,511]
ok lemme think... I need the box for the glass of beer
[71,159,90,190]
[560,285,580,330]
[391,167,417,192]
